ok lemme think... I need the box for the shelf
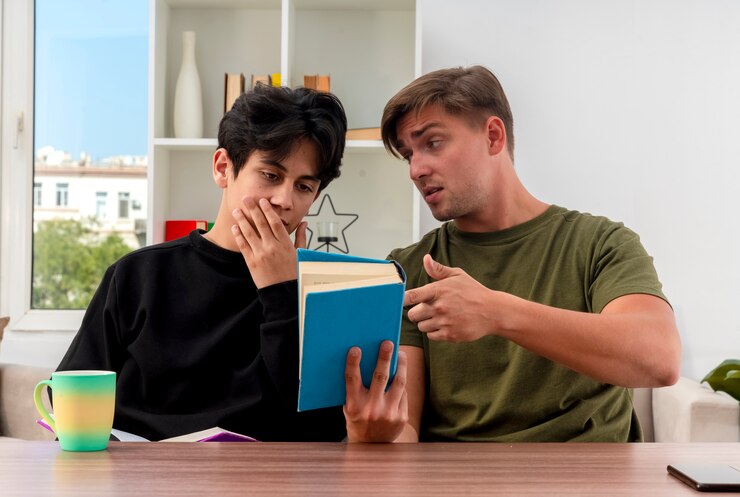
[148,0,419,251]
[154,137,388,153]
[153,138,217,151]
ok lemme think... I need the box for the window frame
[1,0,85,333]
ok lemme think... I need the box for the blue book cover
[296,248,406,412]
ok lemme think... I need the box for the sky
[34,0,149,161]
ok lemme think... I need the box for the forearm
[496,292,681,387]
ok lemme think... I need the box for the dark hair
[218,84,347,191]
[381,65,514,159]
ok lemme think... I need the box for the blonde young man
[362,66,681,442]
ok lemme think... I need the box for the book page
[299,261,399,279]
[161,427,256,442]
[298,262,402,328]
[299,274,403,368]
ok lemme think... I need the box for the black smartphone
[667,463,740,492]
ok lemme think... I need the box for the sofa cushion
[0,363,56,440]
[653,376,740,442]
[632,387,654,442]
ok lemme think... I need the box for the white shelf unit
[148,0,419,258]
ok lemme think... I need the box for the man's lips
[421,186,443,202]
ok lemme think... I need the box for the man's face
[226,139,321,234]
[395,105,493,224]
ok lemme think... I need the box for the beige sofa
[0,363,56,441]
[635,378,739,442]
[0,360,737,442]
[650,377,740,442]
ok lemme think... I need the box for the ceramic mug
[34,370,116,451]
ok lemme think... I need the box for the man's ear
[212,148,231,189]
[485,116,507,157]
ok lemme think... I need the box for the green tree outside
[32,218,135,309]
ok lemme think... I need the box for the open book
[296,248,406,412]
[37,419,257,442]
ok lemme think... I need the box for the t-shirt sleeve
[588,224,668,313]
[56,264,125,373]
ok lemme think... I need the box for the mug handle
[33,379,56,433]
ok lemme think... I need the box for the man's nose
[268,183,294,210]
[409,154,430,181]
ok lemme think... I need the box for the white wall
[4,1,739,379]
[420,0,740,380]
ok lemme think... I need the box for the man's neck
[202,205,240,252]
[453,163,549,233]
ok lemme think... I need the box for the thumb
[294,222,307,249]
[423,254,456,280]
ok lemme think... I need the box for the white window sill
[9,310,84,333]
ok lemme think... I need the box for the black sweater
[56,230,346,441]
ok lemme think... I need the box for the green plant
[702,359,740,402]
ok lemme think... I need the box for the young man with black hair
[56,84,397,442]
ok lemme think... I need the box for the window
[0,0,149,325]
[55,182,68,207]
[96,192,107,219]
[34,182,42,206]
[29,0,149,310]
[118,192,130,219]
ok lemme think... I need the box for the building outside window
[31,0,149,310]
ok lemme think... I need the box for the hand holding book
[344,340,410,442]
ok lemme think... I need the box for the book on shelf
[346,127,381,141]
[224,73,245,113]
[251,74,270,89]
[37,419,257,443]
[304,74,331,93]
[296,248,406,412]
[165,220,208,242]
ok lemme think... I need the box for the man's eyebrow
[397,122,445,148]
[261,158,320,182]
[411,122,444,139]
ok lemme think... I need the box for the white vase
[173,31,203,138]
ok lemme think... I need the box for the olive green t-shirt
[389,205,667,442]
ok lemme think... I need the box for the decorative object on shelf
[269,73,281,87]
[250,75,270,89]
[346,127,381,140]
[702,359,740,401]
[173,30,203,138]
[304,74,330,93]
[0,315,8,342]
[317,221,338,245]
[223,73,245,114]
[304,194,358,254]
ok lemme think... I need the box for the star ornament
[303,194,359,253]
